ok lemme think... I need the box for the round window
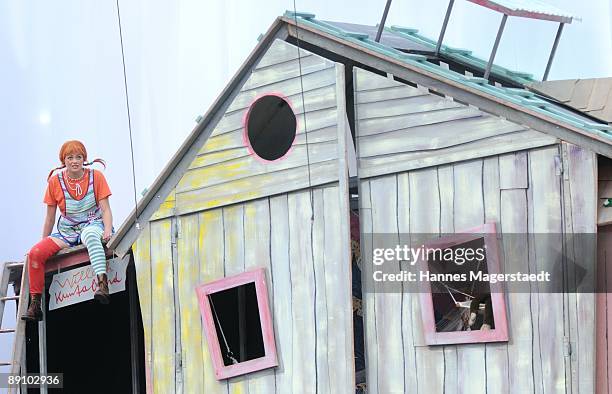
[245,95,297,161]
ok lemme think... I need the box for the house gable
[110,14,612,258]
[148,39,343,221]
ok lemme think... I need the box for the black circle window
[246,95,297,161]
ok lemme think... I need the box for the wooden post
[436,0,455,55]
[543,23,564,81]
[375,0,393,43]
[484,14,508,80]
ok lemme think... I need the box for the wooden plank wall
[560,143,597,394]
[353,67,559,179]
[359,145,597,393]
[133,223,154,394]
[597,158,612,225]
[150,39,341,217]
[151,188,176,221]
[132,184,354,394]
[355,67,597,393]
[598,158,612,394]
[597,226,612,394]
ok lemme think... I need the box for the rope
[209,297,239,365]
[438,283,486,310]
[438,282,474,300]
[292,1,315,221]
[115,0,141,230]
[444,284,459,305]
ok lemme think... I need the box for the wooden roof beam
[284,19,612,160]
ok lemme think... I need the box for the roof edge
[108,17,289,257]
[281,15,612,153]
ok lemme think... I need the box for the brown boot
[21,294,42,321]
[94,274,110,304]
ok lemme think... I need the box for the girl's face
[64,153,85,172]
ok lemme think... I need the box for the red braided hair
[47,140,106,180]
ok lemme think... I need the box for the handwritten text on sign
[48,256,129,310]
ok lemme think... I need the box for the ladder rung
[0,329,15,334]
[0,296,19,302]
[0,362,11,366]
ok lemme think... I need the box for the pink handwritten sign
[48,256,129,310]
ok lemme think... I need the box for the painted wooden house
[106,11,612,394]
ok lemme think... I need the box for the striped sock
[81,225,106,275]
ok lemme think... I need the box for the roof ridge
[286,11,611,138]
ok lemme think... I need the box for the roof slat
[587,79,612,112]
[568,79,596,110]
[465,0,576,23]
[290,13,610,139]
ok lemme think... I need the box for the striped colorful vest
[56,170,103,245]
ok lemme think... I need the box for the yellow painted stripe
[177,214,205,392]
[199,209,228,394]
[223,205,248,394]
[175,160,339,216]
[133,223,153,394]
[150,219,175,394]
[151,189,176,221]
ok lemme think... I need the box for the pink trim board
[196,268,278,380]
[417,222,509,345]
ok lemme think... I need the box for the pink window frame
[196,268,278,380]
[417,222,509,345]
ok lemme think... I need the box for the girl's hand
[103,228,112,242]
[99,198,113,243]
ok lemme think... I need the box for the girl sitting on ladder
[22,140,113,321]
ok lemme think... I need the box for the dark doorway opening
[25,257,145,393]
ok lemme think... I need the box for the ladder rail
[39,291,48,394]
[0,259,50,394]
[11,258,29,375]
[0,261,15,330]
[7,260,29,394]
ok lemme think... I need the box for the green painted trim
[388,24,535,84]
[286,12,612,140]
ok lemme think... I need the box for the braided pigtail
[84,158,107,170]
[47,165,66,181]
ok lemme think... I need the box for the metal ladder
[0,260,30,393]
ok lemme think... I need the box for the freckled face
[64,153,84,172]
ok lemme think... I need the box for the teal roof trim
[284,11,612,140]
[387,25,535,85]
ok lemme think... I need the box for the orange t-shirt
[44,169,112,216]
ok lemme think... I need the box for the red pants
[27,238,61,295]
